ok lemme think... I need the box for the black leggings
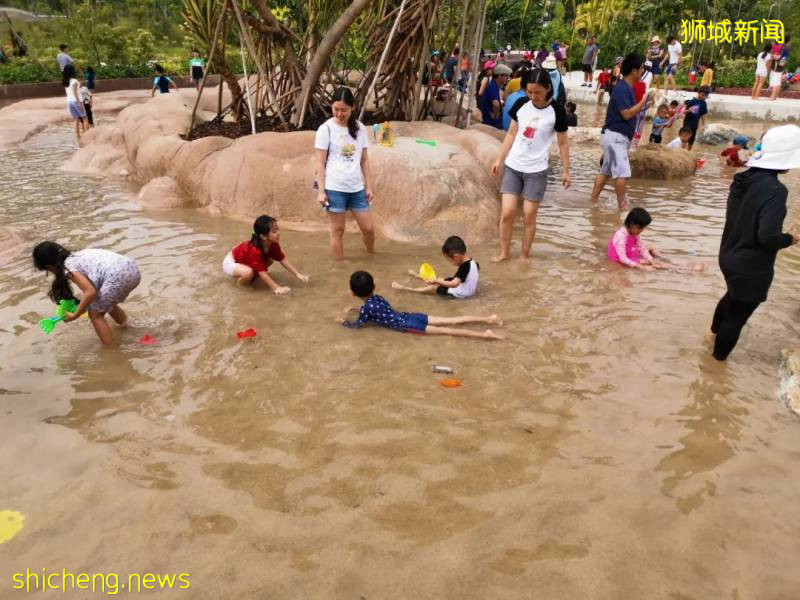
[711,292,760,360]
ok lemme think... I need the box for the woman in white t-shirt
[752,44,772,99]
[62,64,86,143]
[314,87,375,260]
[490,68,571,262]
[661,36,682,94]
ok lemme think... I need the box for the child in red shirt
[222,215,309,294]
[720,136,749,167]
[596,68,612,105]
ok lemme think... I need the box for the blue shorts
[666,63,678,76]
[325,189,369,213]
[68,100,85,119]
[651,62,661,75]
[404,312,428,333]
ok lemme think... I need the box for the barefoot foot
[491,254,510,263]
[484,329,505,340]
[487,314,504,327]
[407,269,418,277]
[391,281,404,290]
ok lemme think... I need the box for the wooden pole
[240,40,256,134]
[188,0,228,138]
[359,0,407,121]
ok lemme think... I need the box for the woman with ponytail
[314,87,375,260]
[33,242,141,345]
[222,215,309,294]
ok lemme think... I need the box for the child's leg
[88,310,115,345]
[425,325,504,340]
[392,281,438,294]
[427,314,502,326]
[233,264,255,285]
[109,305,128,326]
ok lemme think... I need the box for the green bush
[0,60,61,84]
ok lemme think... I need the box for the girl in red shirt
[222,215,309,295]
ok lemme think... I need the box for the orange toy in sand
[440,378,463,388]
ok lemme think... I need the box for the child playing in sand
[667,126,693,149]
[222,215,309,295]
[33,241,141,345]
[338,271,503,340]
[392,236,479,298]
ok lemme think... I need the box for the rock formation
[65,92,505,244]
[697,123,752,146]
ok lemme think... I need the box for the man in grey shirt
[581,36,599,86]
[56,44,74,72]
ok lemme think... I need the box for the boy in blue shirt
[682,86,709,150]
[151,64,177,96]
[337,271,502,340]
[589,53,651,209]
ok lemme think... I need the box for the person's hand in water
[791,233,800,245]
[562,172,571,189]
[273,286,291,295]
[296,274,310,284]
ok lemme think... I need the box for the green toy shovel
[39,299,79,334]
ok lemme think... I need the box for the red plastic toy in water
[440,378,463,388]
[236,328,257,339]
[138,334,158,345]
[695,158,706,168]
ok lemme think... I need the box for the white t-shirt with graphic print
[504,98,568,174]
[314,118,369,193]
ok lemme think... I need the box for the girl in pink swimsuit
[608,207,661,270]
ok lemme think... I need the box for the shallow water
[2,117,800,599]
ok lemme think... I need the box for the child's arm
[637,237,654,264]
[339,304,368,327]
[151,84,156,97]
[63,271,97,320]
[256,270,290,295]
[170,77,178,91]
[433,276,461,288]
[279,259,309,283]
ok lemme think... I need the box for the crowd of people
[35,58,800,361]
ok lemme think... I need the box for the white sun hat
[745,125,800,170]
[541,53,558,70]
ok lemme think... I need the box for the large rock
[629,145,696,179]
[65,92,504,244]
[697,123,751,146]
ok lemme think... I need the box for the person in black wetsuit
[712,125,800,360]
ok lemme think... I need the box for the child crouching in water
[223,215,308,295]
[338,271,503,340]
[33,241,141,344]
[392,235,479,299]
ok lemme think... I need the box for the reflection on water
[3,120,800,597]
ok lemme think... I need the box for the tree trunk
[291,0,371,127]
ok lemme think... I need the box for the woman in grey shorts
[490,68,571,262]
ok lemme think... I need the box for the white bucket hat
[745,125,800,170]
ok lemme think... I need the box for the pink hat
[483,60,496,70]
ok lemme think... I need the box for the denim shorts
[665,63,678,76]
[404,312,429,333]
[68,100,85,119]
[325,189,369,213]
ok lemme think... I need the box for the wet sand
[2,121,800,599]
